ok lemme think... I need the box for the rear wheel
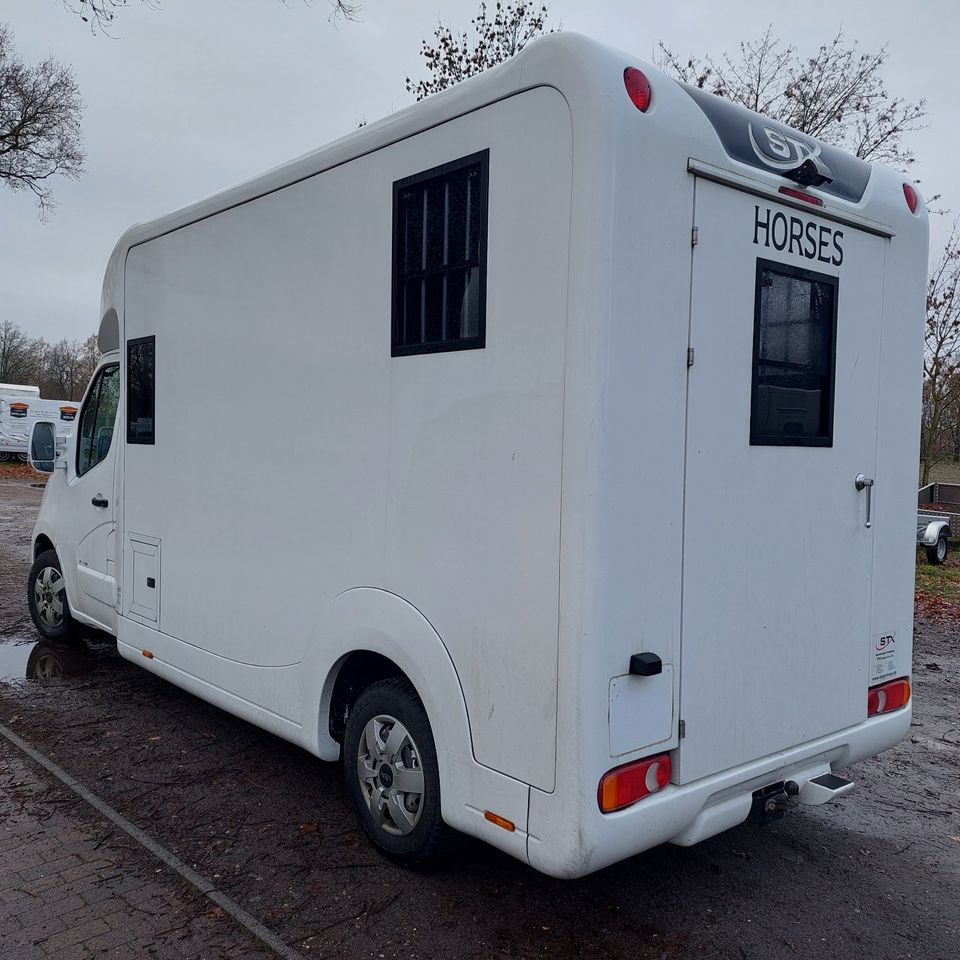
[343,677,452,867]
[27,550,79,642]
[927,533,949,565]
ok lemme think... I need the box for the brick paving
[0,738,274,960]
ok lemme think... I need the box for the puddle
[0,638,94,682]
[0,639,34,681]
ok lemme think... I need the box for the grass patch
[920,461,960,485]
[915,547,960,621]
[916,551,960,600]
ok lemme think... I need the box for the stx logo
[875,634,896,652]
[748,122,822,171]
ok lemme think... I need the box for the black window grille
[392,150,489,356]
[750,260,838,446]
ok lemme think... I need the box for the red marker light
[623,67,652,113]
[778,186,824,207]
[903,183,919,214]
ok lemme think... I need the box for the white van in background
[1,391,78,462]
[25,33,928,878]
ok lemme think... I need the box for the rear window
[750,260,837,446]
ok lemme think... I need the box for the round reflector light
[903,183,919,214]
[624,67,652,112]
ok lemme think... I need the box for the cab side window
[77,364,120,476]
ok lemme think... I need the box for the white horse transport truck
[26,35,927,878]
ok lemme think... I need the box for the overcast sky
[3,0,957,342]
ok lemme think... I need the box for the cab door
[63,361,121,632]
[677,179,885,784]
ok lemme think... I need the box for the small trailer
[25,34,928,878]
[917,482,959,563]
[0,392,78,462]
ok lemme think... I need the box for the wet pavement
[0,471,958,959]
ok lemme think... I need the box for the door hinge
[679,719,686,739]
[691,225,699,247]
[687,347,695,368]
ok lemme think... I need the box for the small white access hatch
[128,534,160,626]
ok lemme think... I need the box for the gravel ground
[0,474,958,960]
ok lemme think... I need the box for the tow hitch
[748,780,800,825]
[749,773,855,824]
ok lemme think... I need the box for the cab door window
[77,364,120,476]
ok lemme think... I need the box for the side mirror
[29,421,58,474]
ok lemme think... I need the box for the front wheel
[27,550,79,642]
[927,533,949,565]
[343,677,453,868]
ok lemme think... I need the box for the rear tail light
[598,753,671,813]
[623,67,652,113]
[903,183,919,214]
[867,677,911,717]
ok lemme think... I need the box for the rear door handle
[855,474,874,528]
[91,495,109,508]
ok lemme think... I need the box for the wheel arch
[33,533,55,561]
[304,588,474,772]
[302,587,531,860]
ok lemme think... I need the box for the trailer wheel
[27,550,79,642]
[0,451,9,461]
[343,677,452,867]
[927,533,949,565]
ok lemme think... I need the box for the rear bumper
[526,706,911,878]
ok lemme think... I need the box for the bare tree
[40,336,100,400]
[0,319,34,384]
[920,228,960,485]
[657,27,926,168]
[61,0,360,32]
[0,23,84,217]
[406,2,553,101]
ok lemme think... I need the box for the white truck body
[29,34,928,878]
[1,394,78,459]
[0,383,41,399]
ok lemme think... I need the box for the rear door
[678,179,885,784]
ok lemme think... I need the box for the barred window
[392,150,489,356]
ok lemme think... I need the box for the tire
[927,534,949,565]
[27,549,79,642]
[0,451,9,462]
[343,677,453,868]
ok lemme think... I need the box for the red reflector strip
[778,186,824,206]
[867,677,911,717]
[598,753,671,813]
